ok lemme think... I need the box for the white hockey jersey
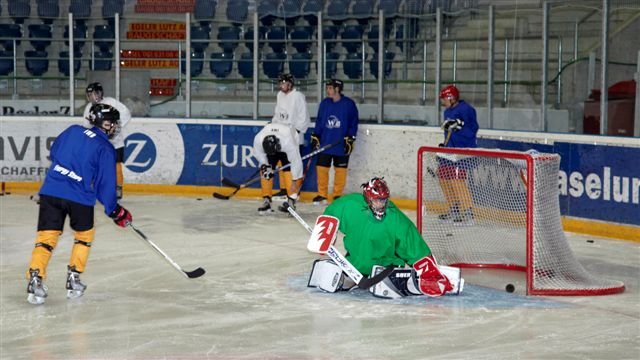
[272,88,310,145]
[253,123,304,180]
[83,97,132,149]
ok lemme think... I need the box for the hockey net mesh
[417,147,624,296]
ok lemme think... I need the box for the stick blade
[212,192,231,200]
[185,267,206,278]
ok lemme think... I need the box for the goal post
[417,146,625,296]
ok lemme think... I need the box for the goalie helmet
[439,85,459,101]
[89,103,120,138]
[362,177,390,220]
[325,78,344,93]
[262,135,281,156]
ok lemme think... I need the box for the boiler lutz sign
[2,106,71,116]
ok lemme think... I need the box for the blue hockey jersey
[443,100,478,148]
[314,95,359,156]
[39,125,119,215]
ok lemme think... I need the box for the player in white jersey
[82,82,132,199]
[252,123,303,214]
[270,73,310,199]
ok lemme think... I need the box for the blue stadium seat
[58,51,82,76]
[322,25,339,52]
[181,51,204,77]
[28,24,52,52]
[281,0,302,26]
[289,52,311,80]
[210,52,233,78]
[93,24,114,53]
[226,0,248,26]
[378,0,399,17]
[257,0,278,27]
[290,26,312,53]
[341,25,364,53]
[367,25,391,53]
[238,52,253,79]
[267,26,287,53]
[262,52,286,79]
[351,0,373,25]
[343,52,366,79]
[327,0,348,26]
[64,25,87,51]
[69,0,91,27]
[194,0,217,28]
[303,0,323,26]
[0,50,14,76]
[243,26,266,52]
[8,0,30,24]
[37,0,59,25]
[0,23,22,51]
[91,50,112,71]
[369,51,395,79]
[325,52,340,78]
[191,25,210,53]
[217,26,240,53]
[102,0,124,26]
[25,50,49,76]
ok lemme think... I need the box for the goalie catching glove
[260,164,274,180]
[109,205,132,228]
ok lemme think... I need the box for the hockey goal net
[417,146,625,296]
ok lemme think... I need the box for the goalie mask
[89,103,120,139]
[362,177,390,220]
[262,135,281,156]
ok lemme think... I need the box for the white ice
[1,193,638,360]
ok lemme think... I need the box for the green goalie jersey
[323,193,432,276]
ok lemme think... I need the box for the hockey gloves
[260,164,274,180]
[344,136,356,155]
[412,255,454,297]
[443,118,464,132]
[310,133,321,150]
[110,205,132,228]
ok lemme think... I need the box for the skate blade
[27,294,46,305]
[66,289,85,299]
[258,210,274,215]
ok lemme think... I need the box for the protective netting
[417,147,625,296]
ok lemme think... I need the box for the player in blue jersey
[310,79,359,205]
[437,85,479,223]
[26,104,133,305]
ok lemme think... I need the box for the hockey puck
[196,198,202,201]
[446,233,453,237]
[505,284,515,293]
[586,240,594,243]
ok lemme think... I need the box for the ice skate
[27,269,48,305]
[438,206,459,221]
[272,189,288,201]
[66,266,87,299]
[312,195,327,205]
[258,197,274,214]
[453,208,474,223]
[278,197,296,213]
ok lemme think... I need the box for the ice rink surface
[1,194,638,360]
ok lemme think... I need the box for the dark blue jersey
[443,100,478,148]
[314,95,359,156]
[39,125,119,215]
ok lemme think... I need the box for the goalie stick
[213,140,341,200]
[130,224,206,279]
[283,203,394,289]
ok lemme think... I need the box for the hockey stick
[130,224,206,279]
[283,203,394,289]
[213,140,340,200]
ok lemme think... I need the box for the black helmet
[262,135,281,156]
[278,73,294,86]
[325,78,344,93]
[89,104,120,137]
[86,82,104,96]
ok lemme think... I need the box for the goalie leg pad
[308,259,345,293]
[370,266,423,299]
